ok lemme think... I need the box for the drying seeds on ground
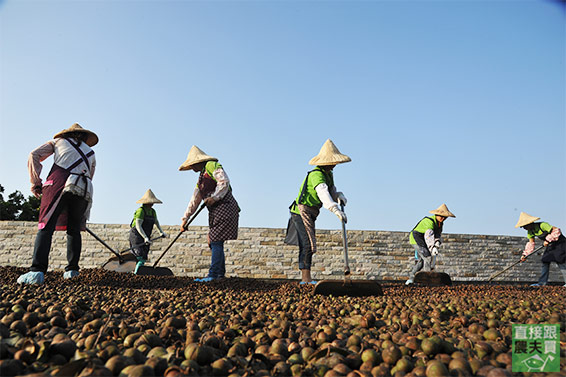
[0,266,564,377]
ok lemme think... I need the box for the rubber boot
[134,257,146,274]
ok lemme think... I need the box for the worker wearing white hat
[285,139,350,285]
[515,212,566,287]
[129,189,167,274]
[405,204,455,285]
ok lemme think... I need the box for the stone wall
[0,221,563,283]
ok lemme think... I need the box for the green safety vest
[527,222,553,240]
[409,215,440,245]
[290,167,334,215]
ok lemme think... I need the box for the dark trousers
[289,213,313,270]
[31,192,88,273]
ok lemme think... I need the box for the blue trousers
[208,241,226,278]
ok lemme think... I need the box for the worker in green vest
[285,139,350,285]
[179,145,240,282]
[515,212,566,287]
[129,189,167,274]
[405,204,455,285]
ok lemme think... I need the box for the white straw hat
[429,204,456,218]
[53,123,98,147]
[308,139,351,166]
[136,189,162,204]
[179,146,218,171]
[515,212,540,228]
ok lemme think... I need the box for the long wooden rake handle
[152,203,206,268]
[86,227,123,262]
[340,204,351,281]
[488,245,544,282]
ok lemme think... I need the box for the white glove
[160,232,167,238]
[144,237,152,245]
[431,247,439,256]
[433,239,441,248]
[337,192,347,206]
[330,206,347,223]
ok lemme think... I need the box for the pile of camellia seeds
[0,266,564,377]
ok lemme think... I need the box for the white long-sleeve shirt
[28,138,96,201]
[314,183,342,210]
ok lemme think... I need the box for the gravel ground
[0,266,564,377]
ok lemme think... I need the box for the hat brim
[179,157,218,171]
[308,156,351,166]
[429,210,456,218]
[54,129,99,147]
[515,218,540,228]
[136,199,163,204]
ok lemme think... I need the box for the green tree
[0,184,40,221]
[19,195,41,221]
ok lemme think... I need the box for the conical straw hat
[179,145,218,171]
[429,204,455,218]
[54,123,98,147]
[136,189,162,204]
[308,139,351,166]
[515,212,540,228]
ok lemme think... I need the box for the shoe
[530,283,546,287]
[17,271,45,285]
[299,280,317,285]
[405,279,413,286]
[63,270,79,279]
[195,277,215,282]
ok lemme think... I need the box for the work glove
[330,205,347,223]
[160,231,167,238]
[31,185,42,198]
[144,237,152,245]
[204,197,216,206]
[337,192,347,206]
[431,247,439,256]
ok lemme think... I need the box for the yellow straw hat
[179,145,218,171]
[308,139,352,166]
[514,212,540,228]
[53,123,98,147]
[429,204,456,218]
[136,189,162,204]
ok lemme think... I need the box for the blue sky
[1,0,564,237]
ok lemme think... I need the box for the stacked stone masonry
[0,221,562,282]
